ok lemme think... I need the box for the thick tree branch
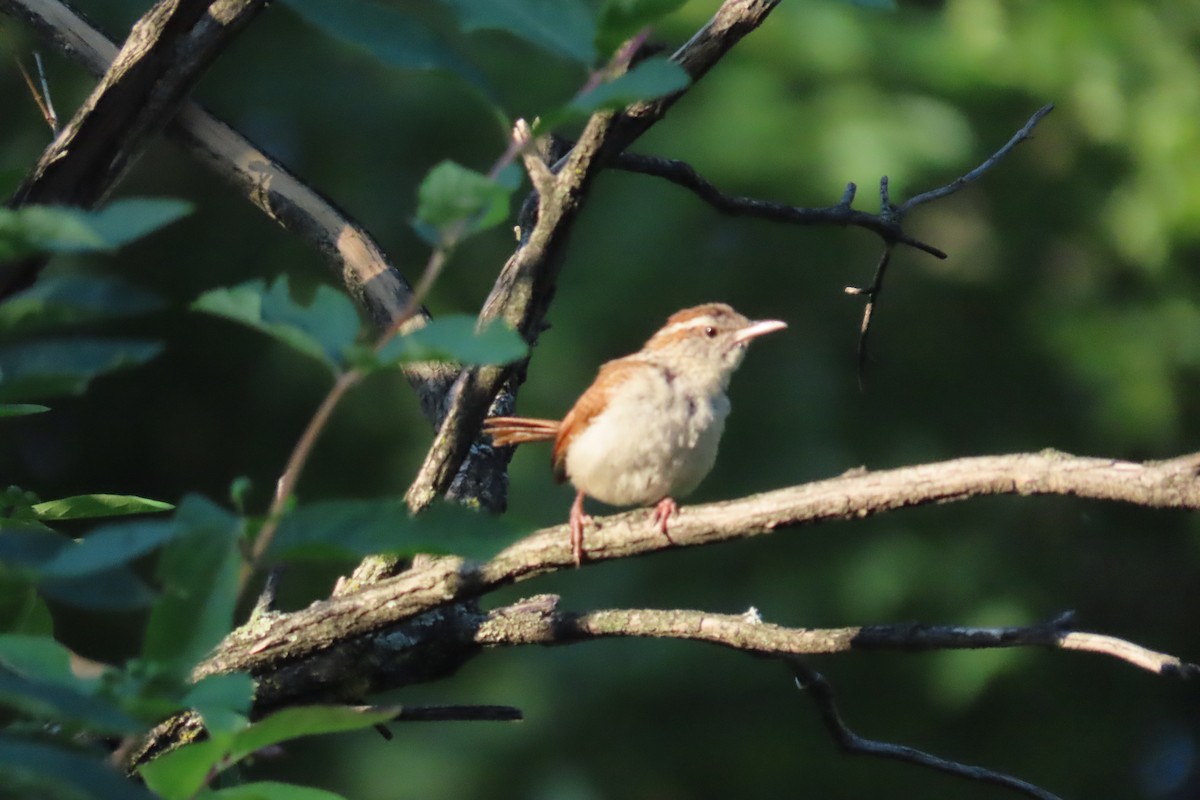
[475,601,1196,678]
[788,660,1063,800]
[200,449,1200,680]
[0,0,461,423]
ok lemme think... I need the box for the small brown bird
[484,303,786,564]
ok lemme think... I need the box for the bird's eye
[704,326,717,338]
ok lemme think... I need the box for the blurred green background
[3,0,1200,797]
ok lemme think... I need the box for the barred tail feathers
[483,416,560,447]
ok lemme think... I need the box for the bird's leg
[651,497,678,545]
[568,489,592,566]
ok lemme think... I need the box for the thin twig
[607,151,946,257]
[788,660,1063,800]
[15,52,56,132]
[900,103,1055,214]
[845,244,894,389]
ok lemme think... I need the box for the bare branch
[385,704,523,723]
[201,449,1200,678]
[606,152,946,257]
[900,103,1055,214]
[788,660,1063,800]
[473,601,1195,678]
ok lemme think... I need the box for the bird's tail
[482,416,560,447]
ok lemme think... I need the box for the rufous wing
[551,358,643,484]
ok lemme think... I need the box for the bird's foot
[569,491,591,567]
[651,497,678,545]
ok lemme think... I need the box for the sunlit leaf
[0,275,164,337]
[192,276,361,373]
[595,0,687,58]
[142,705,397,799]
[206,782,351,800]
[566,56,688,117]
[0,337,163,402]
[284,0,491,94]
[32,494,173,521]
[414,161,521,244]
[0,404,49,417]
[377,315,527,366]
[439,0,596,63]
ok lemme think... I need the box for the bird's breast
[563,369,730,507]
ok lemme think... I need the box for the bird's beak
[734,319,787,344]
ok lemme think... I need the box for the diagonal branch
[0,0,460,424]
[1,0,270,297]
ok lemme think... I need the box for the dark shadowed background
[2,1,1199,797]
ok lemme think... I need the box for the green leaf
[0,275,164,337]
[39,566,156,611]
[32,494,174,521]
[39,520,178,578]
[0,337,163,402]
[269,498,507,562]
[595,0,687,58]
[206,782,350,800]
[0,672,142,735]
[414,161,521,244]
[192,277,361,373]
[142,706,397,799]
[0,403,49,417]
[283,0,491,94]
[140,739,225,800]
[377,315,527,367]
[185,672,254,736]
[142,497,242,677]
[230,705,399,760]
[0,735,154,800]
[0,198,192,261]
[541,56,689,130]
[0,634,78,685]
[439,0,597,64]
[0,576,53,634]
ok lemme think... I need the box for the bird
[483,302,786,565]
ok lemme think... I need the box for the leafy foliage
[0,199,192,261]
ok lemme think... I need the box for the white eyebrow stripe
[658,316,716,336]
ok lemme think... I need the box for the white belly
[563,375,729,508]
